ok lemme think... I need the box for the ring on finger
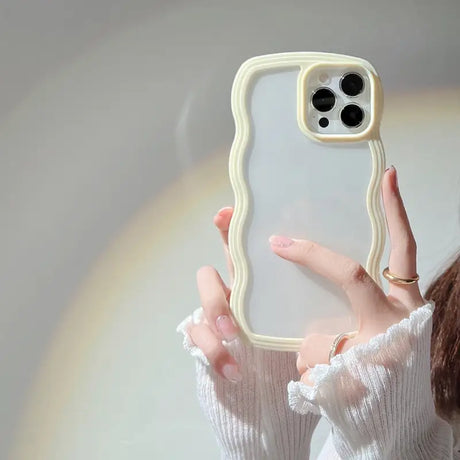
[382,267,419,285]
[329,330,358,363]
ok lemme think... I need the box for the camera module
[340,104,364,128]
[340,73,364,97]
[311,88,335,112]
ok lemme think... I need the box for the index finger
[269,236,389,328]
[213,207,235,289]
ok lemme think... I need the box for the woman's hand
[186,207,243,383]
[268,165,426,385]
[179,210,322,459]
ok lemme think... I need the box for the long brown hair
[425,252,460,421]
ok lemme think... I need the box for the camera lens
[311,88,335,112]
[340,104,364,128]
[340,73,364,97]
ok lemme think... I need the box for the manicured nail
[217,207,232,216]
[216,315,239,341]
[269,235,294,248]
[222,363,242,383]
[385,165,399,191]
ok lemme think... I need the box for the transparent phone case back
[228,53,386,351]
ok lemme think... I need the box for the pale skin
[187,165,426,385]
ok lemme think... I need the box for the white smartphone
[227,52,387,351]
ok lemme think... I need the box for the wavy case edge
[228,52,386,351]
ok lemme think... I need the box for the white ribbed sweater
[177,302,460,459]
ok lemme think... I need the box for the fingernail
[385,165,399,191]
[217,207,232,216]
[222,363,242,383]
[269,235,294,248]
[216,315,239,341]
[393,166,399,189]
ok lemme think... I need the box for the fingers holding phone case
[187,208,241,383]
[291,167,425,385]
[269,236,388,327]
[213,206,235,289]
[381,166,425,309]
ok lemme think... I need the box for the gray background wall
[1,1,459,459]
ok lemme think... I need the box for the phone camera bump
[340,73,364,97]
[340,104,364,128]
[311,88,335,112]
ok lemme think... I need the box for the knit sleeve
[287,301,456,459]
[177,307,320,459]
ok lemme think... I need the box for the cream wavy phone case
[228,52,386,351]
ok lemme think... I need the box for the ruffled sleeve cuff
[287,301,435,415]
[176,308,321,459]
[287,301,455,459]
[175,307,210,366]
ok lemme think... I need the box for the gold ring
[382,267,419,285]
[329,330,358,363]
